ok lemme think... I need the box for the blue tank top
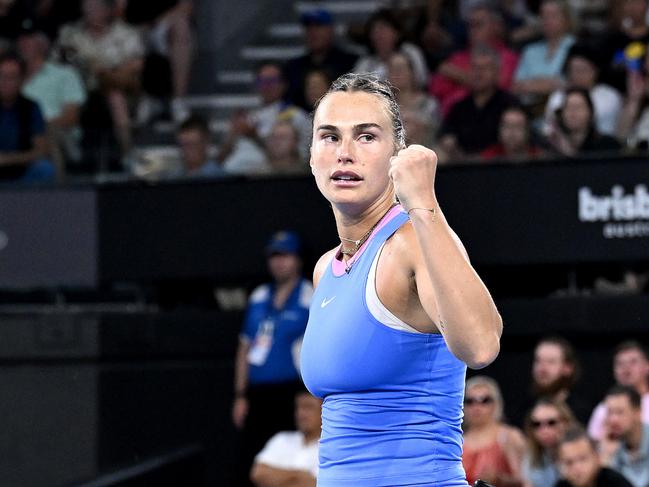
[300,209,468,487]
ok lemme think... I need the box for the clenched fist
[388,145,438,212]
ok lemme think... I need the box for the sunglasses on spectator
[464,395,494,406]
[531,418,560,429]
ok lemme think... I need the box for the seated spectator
[556,427,633,487]
[600,385,649,487]
[0,53,54,183]
[430,2,519,116]
[438,45,518,160]
[284,8,357,111]
[263,120,308,176]
[600,0,649,94]
[522,397,577,487]
[509,336,590,428]
[303,68,331,112]
[616,48,649,151]
[217,62,306,176]
[250,388,322,487]
[387,51,440,147]
[248,62,310,158]
[353,9,428,89]
[56,0,145,169]
[462,375,526,486]
[118,0,193,122]
[513,0,576,111]
[588,341,649,441]
[545,45,622,137]
[481,105,542,161]
[173,115,223,178]
[18,28,86,175]
[545,88,621,157]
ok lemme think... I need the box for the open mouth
[331,171,362,183]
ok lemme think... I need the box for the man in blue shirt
[0,53,54,182]
[232,230,313,487]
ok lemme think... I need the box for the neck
[568,129,588,148]
[334,191,396,257]
[636,382,649,395]
[303,429,320,443]
[626,423,643,452]
[473,88,496,107]
[468,420,498,434]
[26,57,45,78]
[546,34,565,51]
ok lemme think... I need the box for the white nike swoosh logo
[320,296,336,308]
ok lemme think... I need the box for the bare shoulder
[501,425,526,446]
[385,219,419,272]
[313,247,338,287]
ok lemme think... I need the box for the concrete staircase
[133,0,388,157]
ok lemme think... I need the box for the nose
[336,137,354,164]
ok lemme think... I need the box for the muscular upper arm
[406,223,470,330]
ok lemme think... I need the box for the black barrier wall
[0,157,646,290]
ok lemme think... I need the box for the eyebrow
[316,123,384,134]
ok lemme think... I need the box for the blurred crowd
[234,231,649,487]
[0,0,648,183]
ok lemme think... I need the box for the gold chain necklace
[339,203,397,256]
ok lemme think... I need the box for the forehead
[467,383,491,394]
[606,394,632,408]
[616,348,645,361]
[560,438,593,458]
[314,91,391,127]
[532,404,559,417]
[536,342,563,358]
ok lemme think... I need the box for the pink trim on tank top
[332,205,405,277]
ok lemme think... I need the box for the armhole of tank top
[365,241,423,334]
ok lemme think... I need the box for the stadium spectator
[248,62,310,158]
[509,337,590,428]
[172,114,223,178]
[513,0,575,111]
[599,386,649,487]
[601,0,649,94]
[545,88,621,157]
[616,48,649,151]
[429,2,519,116]
[56,0,145,170]
[303,68,331,112]
[387,51,440,147]
[544,44,622,137]
[232,230,313,487]
[438,45,518,160]
[217,62,308,176]
[556,427,633,487]
[118,0,193,123]
[0,53,54,182]
[250,388,322,487]
[353,9,428,89]
[284,8,357,111]
[462,375,526,486]
[263,120,308,175]
[522,397,577,487]
[588,341,649,441]
[18,28,86,174]
[481,105,542,161]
